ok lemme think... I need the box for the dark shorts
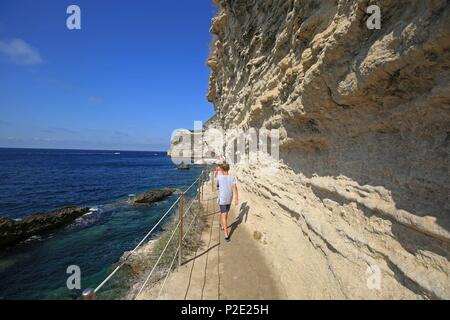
[219,204,231,214]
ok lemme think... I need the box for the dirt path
[138,180,285,300]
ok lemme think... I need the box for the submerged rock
[130,188,176,205]
[0,206,90,249]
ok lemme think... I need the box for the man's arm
[233,183,238,206]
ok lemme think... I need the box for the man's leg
[219,205,225,230]
[221,212,229,237]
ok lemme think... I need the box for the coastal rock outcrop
[119,241,157,275]
[131,189,176,205]
[0,206,90,249]
[167,114,223,163]
[206,0,450,299]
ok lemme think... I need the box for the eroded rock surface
[207,0,450,299]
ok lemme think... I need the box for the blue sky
[0,0,216,151]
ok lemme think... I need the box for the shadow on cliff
[277,0,450,235]
[310,185,450,262]
[281,119,450,234]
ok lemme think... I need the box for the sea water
[0,148,203,299]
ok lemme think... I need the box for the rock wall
[168,114,225,163]
[167,129,198,159]
[207,0,450,299]
[167,129,220,164]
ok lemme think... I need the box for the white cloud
[0,38,43,65]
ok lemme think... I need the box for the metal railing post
[82,288,96,300]
[198,174,201,201]
[178,192,184,267]
[201,171,204,200]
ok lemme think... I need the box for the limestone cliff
[207,0,450,299]
[167,114,224,163]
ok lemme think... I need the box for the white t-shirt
[216,175,237,205]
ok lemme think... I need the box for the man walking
[216,163,238,241]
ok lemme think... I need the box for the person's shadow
[228,202,249,239]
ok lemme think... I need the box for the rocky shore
[0,188,177,251]
[0,206,90,249]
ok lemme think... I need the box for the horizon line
[0,146,167,153]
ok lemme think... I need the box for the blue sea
[0,148,204,299]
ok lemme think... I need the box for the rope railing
[156,206,200,299]
[82,169,211,300]
[93,196,182,295]
[135,216,182,299]
[134,186,204,299]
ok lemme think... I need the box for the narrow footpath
[138,178,285,300]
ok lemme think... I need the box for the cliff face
[207,0,450,299]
